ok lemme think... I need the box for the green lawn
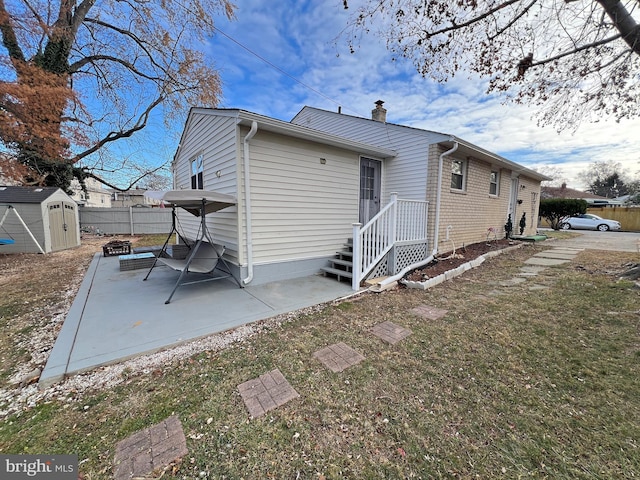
[1,244,638,479]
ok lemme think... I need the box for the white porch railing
[352,193,429,290]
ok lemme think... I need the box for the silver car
[560,214,621,232]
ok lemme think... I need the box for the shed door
[49,201,78,251]
[359,158,382,224]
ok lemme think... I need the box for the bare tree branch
[0,0,25,62]
[71,94,164,163]
[342,0,640,128]
[0,0,235,191]
[418,0,522,40]
[86,161,168,192]
[530,32,624,68]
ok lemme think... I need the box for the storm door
[359,157,382,224]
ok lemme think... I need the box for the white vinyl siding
[173,112,240,263]
[292,107,448,202]
[243,129,359,264]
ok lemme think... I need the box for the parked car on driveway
[560,214,621,232]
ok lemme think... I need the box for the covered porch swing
[143,190,242,304]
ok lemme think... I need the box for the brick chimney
[371,100,387,122]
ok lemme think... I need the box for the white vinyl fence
[79,207,172,235]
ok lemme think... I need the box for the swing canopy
[145,190,237,216]
[142,189,240,303]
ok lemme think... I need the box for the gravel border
[401,244,524,290]
[0,303,328,418]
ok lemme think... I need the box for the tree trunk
[596,0,640,55]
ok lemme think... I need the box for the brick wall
[426,144,541,254]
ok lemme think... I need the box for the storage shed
[0,186,80,253]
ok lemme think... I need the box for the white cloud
[205,0,640,190]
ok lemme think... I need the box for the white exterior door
[359,158,382,224]
[508,176,520,225]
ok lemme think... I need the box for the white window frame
[489,170,500,196]
[191,154,204,190]
[451,158,467,191]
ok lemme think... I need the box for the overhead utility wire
[213,27,365,117]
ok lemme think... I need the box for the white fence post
[390,192,398,245]
[352,222,362,291]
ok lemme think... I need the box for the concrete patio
[40,253,352,386]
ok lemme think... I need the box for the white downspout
[242,121,258,285]
[375,139,458,290]
[432,139,459,256]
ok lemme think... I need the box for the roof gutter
[375,139,459,290]
[443,136,550,182]
[241,120,258,285]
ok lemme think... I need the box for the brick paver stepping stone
[238,369,300,418]
[313,342,365,373]
[411,304,448,320]
[371,321,412,345]
[113,415,187,480]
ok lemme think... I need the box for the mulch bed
[404,238,515,282]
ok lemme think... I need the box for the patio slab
[313,342,365,373]
[113,415,187,480]
[532,251,577,260]
[410,304,448,320]
[238,369,300,418]
[524,257,571,266]
[371,321,412,345]
[40,254,352,386]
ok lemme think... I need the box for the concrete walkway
[40,254,352,386]
[540,229,640,252]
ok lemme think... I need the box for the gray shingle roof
[0,186,60,204]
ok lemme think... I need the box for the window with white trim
[489,170,499,195]
[451,159,466,190]
[191,154,204,190]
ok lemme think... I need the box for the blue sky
[140,0,640,190]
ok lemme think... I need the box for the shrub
[539,198,588,230]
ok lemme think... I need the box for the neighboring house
[0,186,80,253]
[614,194,640,205]
[541,183,620,206]
[69,177,112,207]
[0,154,23,186]
[110,187,162,208]
[172,104,547,290]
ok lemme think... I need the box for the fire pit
[102,240,132,257]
